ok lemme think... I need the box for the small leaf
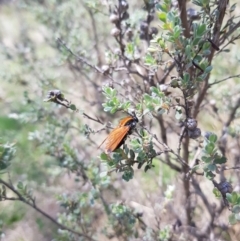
[230,3,237,12]
[209,134,217,143]
[214,156,227,164]
[100,152,109,161]
[130,150,135,159]
[17,182,23,190]
[205,65,212,74]
[229,213,237,225]
[213,187,221,198]
[205,143,215,154]
[207,163,216,171]
[158,12,167,22]
[148,47,157,53]
[202,156,212,163]
[196,24,206,36]
[205,170,215,180]
[232,205,240,214]
[222,49,230,52]
[69,104,77,111]
[191,164,200,172]
[122,168,134,182]
[226,193,232,203]
[110,107,118,114]
[175,106,182,120]
[192,37,201,46]
[157,3,168,12]
[1,185,6,197]
[183,72,190,83]
[231,192,239,204]
[100,171,108,178]
[235,213,240,221]
[143,94,152,103]
[144,53,156,66]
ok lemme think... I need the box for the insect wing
[105,126,130,153]
[98,136,108,150]
[118,116,134,127]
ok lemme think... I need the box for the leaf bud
[109,14,119,24]
[188,127,201,139]
[111,28,121,37]
[186,118,198,130]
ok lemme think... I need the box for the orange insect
[99,115,138,153]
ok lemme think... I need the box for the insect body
[99,115,138,153]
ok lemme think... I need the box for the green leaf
[69,104,77,111]
[158,12,167,23]
[122,168,134,182]
[157,4,168,13]
[157,38,166,48]
[205,143,215,154]
[123,144,129,155]
[229,213,237,225]
[0,161,8,170]
[230,3,237,12]
[130,149,135,159]
[235,213,240,221]
[205,65,212,74]
[205,170,215,180]
[202,156,212,163]
[209,134,217,143]
[202,49,211,56]
[196,24,206,36]
[191,164,200,172]
[145,53,156,66]
[175,106,182,120]
[213,187,221,198]
[185,45,192,59]
[112,152,123,163]
[143,94,152,103]
[144,164,151,172]
[148,47,157,53]
[226,193,232,203]
[232,205,240,214]
[173,25,181,39]
[192,37,201,46]
[138,162,144,169]
[183,72,190,83]
[100,152,109,161]
[110,107,118,114]
[192,0,203,7]
[231,192,238,204]
[150,87,164,97]
[17,182,23,190]
[214,156,227,164]
[126,42,134,55]
[207,163,216,172]
[122,101,131,110]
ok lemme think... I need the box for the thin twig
[219,20,240,45]
[57,38,114,82]
[193,0,229,118]
[0,178,96,241]
[177,127,186,155]
[86,6,102,65]
[225,97,240,127]
[209,74,240,86]
[83,112,104,125]
[223,166,240,171]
